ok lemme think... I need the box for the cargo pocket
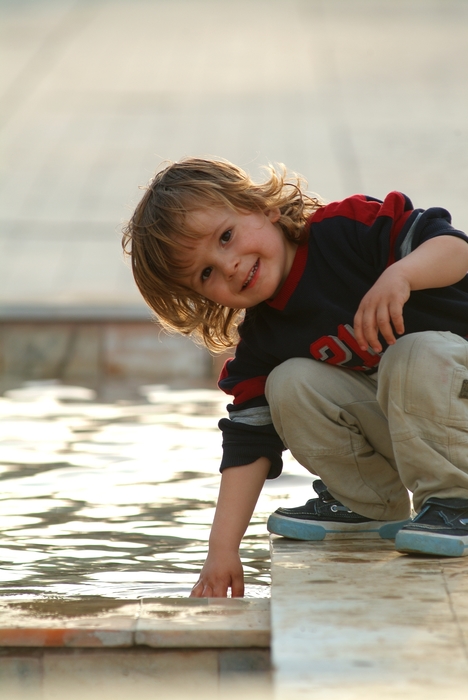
[404,333,468,428]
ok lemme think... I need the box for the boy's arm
[354,235,468,353]
[190,457,271,598]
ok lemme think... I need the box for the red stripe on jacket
[309,192,413,268]
[219,371,268,405]
[310,195,379,227]
[229,376,268,404]
[268,242,309,311]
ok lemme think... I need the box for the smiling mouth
[242,260,259,289]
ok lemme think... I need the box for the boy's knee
[379,332,423,371]
[265,358,312,408]
[379,331,468,381]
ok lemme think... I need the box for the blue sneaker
[267,480,410,541]
[395,497,468,557]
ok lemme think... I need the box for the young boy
[123,157,468,598]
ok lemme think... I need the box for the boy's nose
[221,256,239,279]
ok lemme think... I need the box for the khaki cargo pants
[265,331,468,520]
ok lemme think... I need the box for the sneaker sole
[267,513,411,541]
[395,530,468,557]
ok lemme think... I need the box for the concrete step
[0,597,271,700]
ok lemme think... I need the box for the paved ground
[1,0,467,319]
[271,536,468,699]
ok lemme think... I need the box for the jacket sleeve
[392,201,468,263]
[217,333,285,479]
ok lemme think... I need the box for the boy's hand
[189,458,270,599]
[190,549,244,598]
[354,266,411,353]
[354,235,468,354]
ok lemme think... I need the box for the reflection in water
[0,382,311,599]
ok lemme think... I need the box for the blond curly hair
[122,157,324,352]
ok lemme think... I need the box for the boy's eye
[220,230,232,244]
[201,267,212,282]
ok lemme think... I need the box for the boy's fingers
[211,581,230,597]
[190,579,216,598]
[377,305,404,347]
[353,310,367,349]
[358,313,381,352]
[190,580,203,597]
[375,312,396,348]
[355,302,383,350]
[355,283,407,352]
[356,303,404,352]
[231,577,245,598]
[388,302,405,335]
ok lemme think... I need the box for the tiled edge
[0,599,140,648]
[134,630,270,648]
[0,628,134,648]
[0,598,271,649]
[136,598,270,649]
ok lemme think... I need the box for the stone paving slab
[270,536,468,700]
[0,597,269,648]
[136,598,270,648]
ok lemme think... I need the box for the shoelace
[415,501,468,526]
[319,489,352,513]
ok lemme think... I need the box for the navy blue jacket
[218,192,468,478]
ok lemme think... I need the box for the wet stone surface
[0,381,310,601]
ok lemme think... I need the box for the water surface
[0,382,311,599]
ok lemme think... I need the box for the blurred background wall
[0,0,467,396]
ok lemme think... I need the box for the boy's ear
[266,207,281,223]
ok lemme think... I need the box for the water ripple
[0,381,311,599]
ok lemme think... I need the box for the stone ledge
[0,320,215,389]
[0,598,270,649]
[0,305,152,322]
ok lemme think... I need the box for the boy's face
[178,206,298,308]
